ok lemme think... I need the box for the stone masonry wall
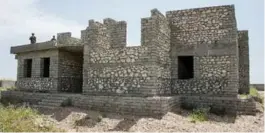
[237,97,256,115]
[141,9,171,95]
[72,95,179,116]
[238,30,250,94]
[0,80,16,88]
[181,95,237,114]
[103,18,127,49]
[1,91,48,105]
[82,9,171,96]
[16,50,59,92]
[1,90,256,116]
[167,5,239,97]
[58,50,83,93]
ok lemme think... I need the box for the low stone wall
[0,90,179,116]
[0,91,48,104]
[237,97,256,115]
[251,84,264,91]
[0,80,16,88]
[71,95,179,116]
[180,95,238,115]
[0,91,257,116]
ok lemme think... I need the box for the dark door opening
[178,56,194,79]
[24,59,32,78]
[41,57,50,77]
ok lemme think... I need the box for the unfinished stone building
[2,5,255,116]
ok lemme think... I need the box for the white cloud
[0,0,84,79]
[0,0,83,43]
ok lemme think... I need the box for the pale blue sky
[0,0,264,83]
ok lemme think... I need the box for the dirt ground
[38,105,264,132]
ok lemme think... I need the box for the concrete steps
[34,94,69,109]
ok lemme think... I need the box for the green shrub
[0,105,62,132]
[250,87,260,97]
[189,108,209,123]
[249,87,264,104]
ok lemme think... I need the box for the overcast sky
[0,0,264,83]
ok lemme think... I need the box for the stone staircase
[33,94,70,109]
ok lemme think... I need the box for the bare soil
[38,106,264,132]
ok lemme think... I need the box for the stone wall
[1,91,257,116]
[238,30,250,94]
[57,32,82,46]
[0,91,48,104]
[72,95,179,116]
[167,5,239,97]
[82,9,171,96]
[0,80,16,88]
[103,18,127,49]
[16,50,59,92]
[237,97,256,115]
[251,84,264,91]
[0,90,179,116]
[141,9,171,95]
[58,50,83,93]
[181,95,238,114]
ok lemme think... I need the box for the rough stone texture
[82,9,171,96]
[181,96,238,114]
[238,31,250,94]
[237,97,256,115]
[167,5,239,98]
[58,51,83,93]
[72,95,179,116]
[0,80,16,88]
[1,90,257,116]
[1,91,48,104]
[8,5,253,116]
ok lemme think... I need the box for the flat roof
[10,38,83,54]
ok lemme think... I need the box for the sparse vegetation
[239,87,264,110]
[250,87,260,97]
[240,94,248,99]
[239,87,264,103]
[189,108,209,123]
[0,105,62,132]
[0,87,6,91]
[0,87,16,92]
[249,87,264,105]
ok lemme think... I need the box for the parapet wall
[103,18,127,49]
[57,32,82,46]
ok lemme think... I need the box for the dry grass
[0,105,63,132]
